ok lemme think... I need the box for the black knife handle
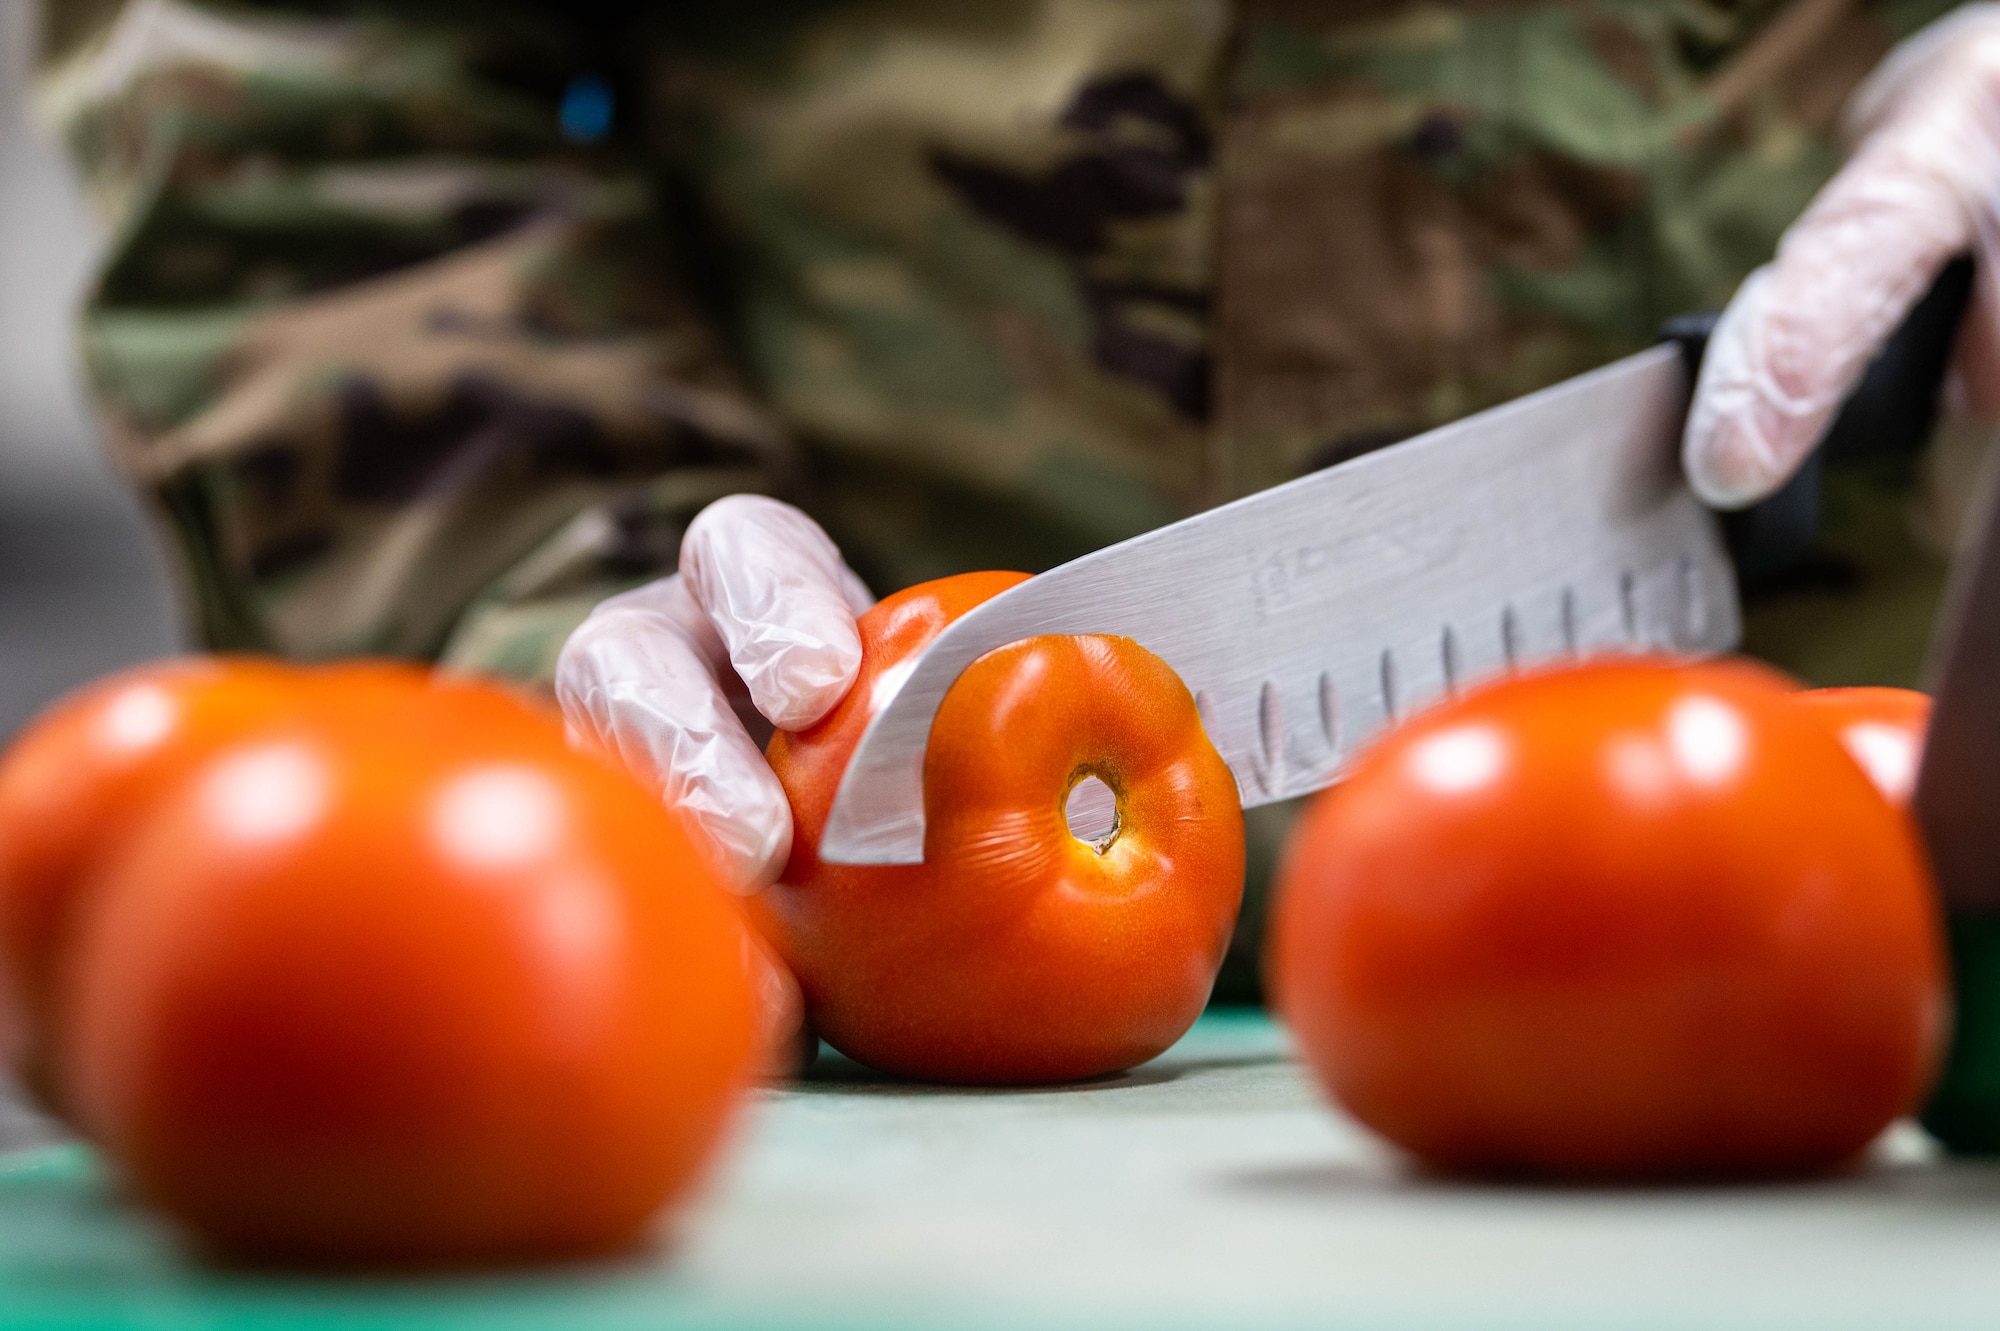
[1663,254,1976,585]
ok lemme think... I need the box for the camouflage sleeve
[1213,0,1968,496]
[35,0,793,684]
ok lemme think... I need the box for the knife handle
[1909,384,2000,1153]
[1663,254,1976,586]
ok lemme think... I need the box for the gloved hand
[1684,5,2000,509]
[555,494,875,890]
[559,495,870,1076]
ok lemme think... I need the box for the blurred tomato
[760,572,1245,1084]
[312,659,554,724]
[308,664,807,1076]
[1273,658,1945,1178]
[1794,686,1932,808]
[0,656,302,1105]
[62,679,757,1266]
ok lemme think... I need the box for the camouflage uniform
[34,0,1965,990]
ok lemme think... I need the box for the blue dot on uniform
[560,76,614,144]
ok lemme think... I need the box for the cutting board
[5,1011,2000,1331]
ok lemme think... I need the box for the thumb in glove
[1684,4,2000,510]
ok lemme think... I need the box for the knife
[820,264,1974,867]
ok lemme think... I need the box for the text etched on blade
[1248,518,1466,621]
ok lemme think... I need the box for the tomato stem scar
[1063,770,1121,854]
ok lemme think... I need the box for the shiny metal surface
[1915,446,2000,910]
[822,345,1740,865]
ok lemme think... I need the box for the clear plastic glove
[555,494,874,890]
[1684,5,2000,509]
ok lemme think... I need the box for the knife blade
[821,343,1738,865]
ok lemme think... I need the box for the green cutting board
[7,1011,2000,1331]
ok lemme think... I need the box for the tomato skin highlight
[1794,686,1931,808]
[0,656,304,1109]
[62,680,757,1267]
[759,572,1246,1084]
[1273,658,1947,1179]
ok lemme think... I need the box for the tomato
[61,679,757,1266]
[0,656,304,1106]
[321,665,809,1076]
[1794,686,1932,808]
[315,659,555,723]
[758,572,1245,1084]
[1272,658,1946,1178]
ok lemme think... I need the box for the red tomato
[312,659,554,723]
[0,656,304,1106]
[306,666,809,1078]
[1794,686,1932,808]
[62,680,757,1266]
[1272,658,1946,1178]
[757,572,1245,1084]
